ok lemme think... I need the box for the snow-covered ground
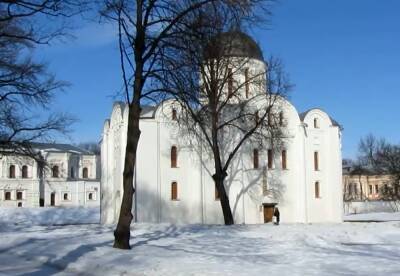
[0,209,400,275]
[344,212,400,222]
[0,207,99,227]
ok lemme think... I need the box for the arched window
[22,165,28,178]
[16,191,23,200]
[70,167,75,178]
[314,118,319,128]
[9,165,15,178]
[50,193,55,206]
[314,151,319,171]
[88,193,93,200]
[4,191,11,200]
[52,166,59,178]
[315,181,320,198]
[63,193,68,201]
[171,146,177,168]
[82,167,88,179]
[279,112,284,126]
[172,108,177,120]
[267,149,273,169]
[227,68,233,97]
[18,202,22,207]
[282,150,287,170]
[171,182,178,200]
[244,68,249,99]
[253,149,259,169]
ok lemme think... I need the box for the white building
[0,143,100,208]
[101,31,343,224]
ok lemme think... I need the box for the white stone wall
[0,148,100,208]
[100,97,343,225]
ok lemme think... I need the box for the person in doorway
[274,207,280,225]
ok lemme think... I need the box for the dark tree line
[358,134,400,201]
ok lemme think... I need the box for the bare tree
[0,1,88,158]
[161,7,291,224]
[100,0,273,248]
[358,134,400,205]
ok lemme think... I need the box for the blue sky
[37,0,400,159]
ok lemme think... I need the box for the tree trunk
[213,171,234,225]
[113,103,141,249]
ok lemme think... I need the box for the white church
[100,31,343,225]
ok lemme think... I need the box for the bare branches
[358,134,400,200]
[159,1,289,224]
[0,0,86,156]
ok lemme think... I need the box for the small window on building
[16,191,23,200]
[171,146,177,168]
[4,191,11,200]
[253,149,259,169]
[384,184,389,194]
[52,166,59,178]
[314,118,319,128]
[63,193,69,201]
[315,181,320,198]
[369,185,373,195]
[88,193,93,200]
[70,167,75,178]
[354,184,358,195]
[279,112,284,126]
[9,165,15,178]
[22,165,28,178]
[171,182,178,200]
[314,151,319,171]
[348,184,353,195]
[82,167,88,179]
[18,202,22,207]
[267,149,273,169]
[282,150,287,170]
[244,68,249,99]
[215,184,220,200]
[375,185,379,195]
[172,108,177,120]
[227,68,233,97]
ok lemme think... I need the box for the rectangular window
[282,150,287,170]
[369,185,373,195]
[63,193,68,201]
[5,191,11,200]
[16,191,23,200]
[314,151,319,171]
[354,184,358,195]
[267,149,273,169]
[253,149,259,169]
[315,181,320,198]
[375,185,379,195]
[171,182,178,200]
[348,184,353,195]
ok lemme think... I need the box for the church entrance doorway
[51,193,55,206]
[262,203,277,223]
